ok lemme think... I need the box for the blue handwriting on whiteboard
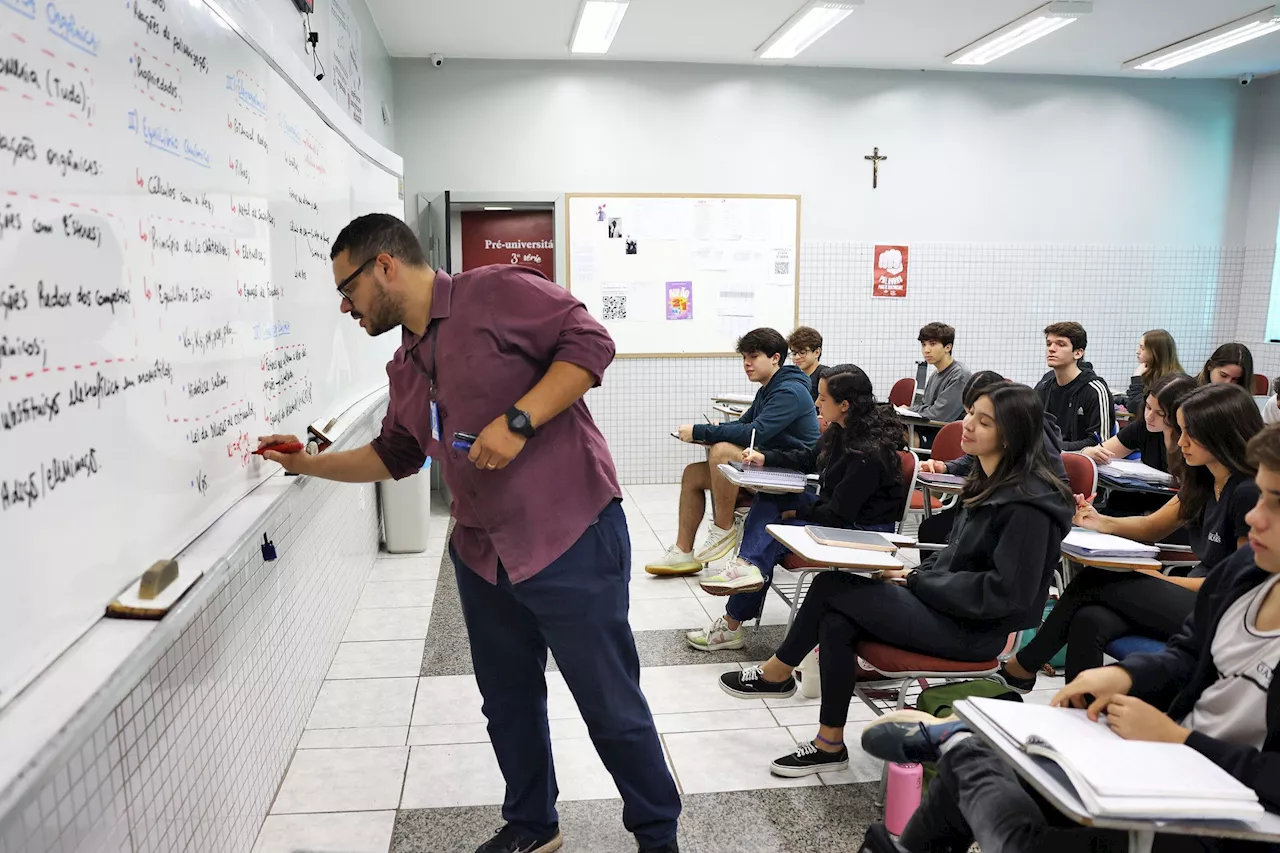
[277,113,302,145]
[45,2,99,56]
[141,115,180,157]
[183,138,211,169]
[254,322,291,341]
[1,0,36,20]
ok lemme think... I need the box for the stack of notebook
[959,698,1264,821]
[1062,529,1160,561]
[1098,458,1176,489]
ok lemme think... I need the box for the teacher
[260,214,681,853]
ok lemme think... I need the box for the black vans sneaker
[770,740,850,777]
[475,825,563,853]
[993,663,1036,694]
[719,665,796,699]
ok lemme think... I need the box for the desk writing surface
[953,700,1280,843]
[765,525,903,570]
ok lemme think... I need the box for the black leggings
[1016,568,1195,680]
[773,572,1008,729]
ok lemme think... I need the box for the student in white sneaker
[649,328,820,576]
[686,366,905,651]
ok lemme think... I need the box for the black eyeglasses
[336,256,378,302]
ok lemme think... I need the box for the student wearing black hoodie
[1034,321,1114,451]
[718,384,1074,778]
[686,366,905,652]
[859,422,1280,853]
[652,328,820,576]
[917,371,1066,544]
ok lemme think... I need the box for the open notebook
[961,698,1264,821]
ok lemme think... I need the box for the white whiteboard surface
[566,195,800,356]
[0,0,402,708]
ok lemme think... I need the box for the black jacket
[947,412,1067,483]
[906,476,1074,634]
[1122,546,1280,813]
[1034,367,1114,451]
[808,364,830,401]
[763,441,905,530]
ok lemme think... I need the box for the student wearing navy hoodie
[860,421,1280,853]
[650,328,820,576]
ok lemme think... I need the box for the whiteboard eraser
[138,559,179,600]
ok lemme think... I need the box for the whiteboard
[566,194,800,356]
[0,0,402,707]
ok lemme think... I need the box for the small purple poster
[666,282,692,320]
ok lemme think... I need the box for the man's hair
[736,328,788,361]
[787,326,823,354]
[1248,422,1280,474]
[331,213,428,267]
[1044,322,1087,352]
[917,322,956,348]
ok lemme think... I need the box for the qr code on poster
[603,294,627,320]
[774,260,791,275]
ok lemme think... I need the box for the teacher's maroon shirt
[370,266,622,584]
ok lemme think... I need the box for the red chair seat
[910,492,944,511]
[856,641,998,676]
[734,491,755,509]
[781,553,826,571]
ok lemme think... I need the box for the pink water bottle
[884,762,923,835]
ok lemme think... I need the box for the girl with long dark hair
[1198,342,1254,391]
[687,365,905,652]
[718,384,1074,777]
[1000,382,1265,687]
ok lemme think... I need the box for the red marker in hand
[254,441,304,456]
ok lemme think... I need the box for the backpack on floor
[915,678,1023,719]
[1016,597,1067,673]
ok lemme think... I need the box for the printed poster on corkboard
[873,245,908,298]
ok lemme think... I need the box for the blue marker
[453,431,478,451]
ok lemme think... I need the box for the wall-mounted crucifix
[864,147,887,189]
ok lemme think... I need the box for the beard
[352,281,404,336]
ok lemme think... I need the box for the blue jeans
[452,500,680,847]
[725,492,895,623]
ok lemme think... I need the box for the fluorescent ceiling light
[948,1,1091,66]
[1125,5,1280,71]
[570,0,629,54]
[483,206,513,211]
[757,1,861,61]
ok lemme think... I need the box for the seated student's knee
[709,442,741,464]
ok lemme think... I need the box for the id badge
[430,401,441,442]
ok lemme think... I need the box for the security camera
[430,54,444,68]
[1240,73,1255,86]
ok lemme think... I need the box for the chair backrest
[889,378,916,408]
[930,421,965,464]
[1255,374,1271,397]
[1061,452,1097,499]
[896,449,921,526]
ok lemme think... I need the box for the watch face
[512,414,529,429]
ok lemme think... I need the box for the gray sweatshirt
[911,360,971,422]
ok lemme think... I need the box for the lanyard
[408,318,442,400]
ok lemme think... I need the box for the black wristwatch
[505,407,537,439]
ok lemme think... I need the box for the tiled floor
[253,484,1067,853]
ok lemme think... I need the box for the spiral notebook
[960,698,1263,821]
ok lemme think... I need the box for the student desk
[895,407,953,453]
[713,402,747,420]
[952,698,1280,853]
[713,392,754,406]
[764,524,910,628]
[717,464,813,495]
[916,473,964,519]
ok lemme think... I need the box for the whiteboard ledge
[0,388,390,816]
